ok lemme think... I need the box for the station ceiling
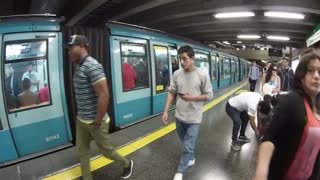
[1,0,320,48]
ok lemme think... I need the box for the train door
[1,32,71,159]
[110,36,152,127]
[151,42,170,114]
[210,53,218,91]
[0,34,19,164]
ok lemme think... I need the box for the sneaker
[239,135,251,143]
[173,173,183,180]
[231,140,241,151]
[187,158,195,167]
[122,160,133,179]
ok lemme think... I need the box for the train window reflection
[6,41,46,61]
[211,55,217,80]
[4,59,51,112]
[120,43,149,92]
[195,52,210,76]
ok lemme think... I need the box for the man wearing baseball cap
[66,35,133,180]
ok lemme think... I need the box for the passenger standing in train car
[226,92,271,151]
[17,78,40,107]
[6,65,21,96]
[22,62,39,92]
[253,51,320,180]
[66,35,133,180]
[162,45,213,180]
[249,61,260,92]
[278,57,294,92]
[172,58,179,74]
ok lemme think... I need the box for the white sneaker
[187,158,195,167]
[173,173,183,180]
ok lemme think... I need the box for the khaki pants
[76,120,129,180]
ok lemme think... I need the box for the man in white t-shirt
[22,63,39,92]
[226,92,271,150]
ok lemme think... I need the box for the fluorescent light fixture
[223,41,230,44]
[236,48,240,50]
[267,35,290,41]
[242,45,246,49]
[237,35,261,39]
[215,12,255,18]
[264,11,305,19]
[237,41,242,43]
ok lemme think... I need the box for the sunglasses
[272,69,277,71]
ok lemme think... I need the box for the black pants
[226,102,249,141]
[249,78,257,92]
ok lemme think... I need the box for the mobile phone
[178,93,185,96]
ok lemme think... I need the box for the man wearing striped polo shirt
[66,35,133,180]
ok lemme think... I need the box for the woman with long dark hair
[253,50,320,180]
[262,64,281,95]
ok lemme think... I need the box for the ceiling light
[223,41,230,44]
[237,35,261,39]
[237,41,242,43]
[214,12,255,18]
[267,35,290,41]
[264,11,305,19]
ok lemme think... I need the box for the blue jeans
[175,119,200,173]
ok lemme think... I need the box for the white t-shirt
[228,92,263,116]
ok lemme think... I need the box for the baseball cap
[65,35,89,47]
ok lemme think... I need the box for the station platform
[1,80,260,180]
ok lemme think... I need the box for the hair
[271,95,280,107]
[22,78,31,90]
[282,57,289,62]
[263,94,272,102]
[258,99,271,115]
[265,64,277,83]
[293,50,320,107]
[178,45,195,59]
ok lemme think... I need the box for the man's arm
[92,79,109,127]
[249,114,259,135]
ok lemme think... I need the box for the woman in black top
[253,50,320,180]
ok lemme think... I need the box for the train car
[0,15,252,166]
[0,15,72,165]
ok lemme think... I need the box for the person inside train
[66,35,133,180]
[262,64,281,95]
[172,58,179,74]
[38,82,49,103]
[253,50,320,180]
[5,65,21,97]
[278,57,294,92]
[122,57,137,91]
[17,78,40,107]
[248,61,260,92]
[162,45,213,180]
[226,91,271,151]
[22,62,39,92]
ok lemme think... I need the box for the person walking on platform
[162,45,213,180]
[226,92,271,151]
[66,35,133,180]
[253,50,320,180]
[249,61,260,92]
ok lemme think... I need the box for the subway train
[0,15,256,166]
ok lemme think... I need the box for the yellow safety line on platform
[42,82,248,180]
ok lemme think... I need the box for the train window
[224,58,231,76]
[169,46,179,74]
[120,43,149,92]
[154,45,170,93]
[195,52,210,75]
[211,55,217,80]
[3,40,51,113]
[6,41,46,61]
